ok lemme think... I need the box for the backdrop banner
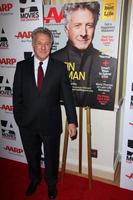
[120,1,133,191]
[0,0,43,163]
[44,0,122,110]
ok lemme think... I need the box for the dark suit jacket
[13,56,77,136]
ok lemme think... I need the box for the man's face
[65,8,95,50]
[32,33,52,61]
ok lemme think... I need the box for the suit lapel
[27,56,39,94]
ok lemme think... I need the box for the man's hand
[68,123,77,140]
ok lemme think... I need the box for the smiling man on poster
[52,1,117,110]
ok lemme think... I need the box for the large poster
[44,0,122,110]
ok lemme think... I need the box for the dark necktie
[37,62,44,92]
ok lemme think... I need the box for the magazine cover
[44,0,122,110]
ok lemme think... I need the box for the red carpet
[0,157,132,200]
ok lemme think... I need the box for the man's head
[63,2,100,50]
[32,27,53,61]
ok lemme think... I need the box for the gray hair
[63,2,100,26]
[32,27,54,44]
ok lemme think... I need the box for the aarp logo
[4,145,24,156]
[15,31,32,43]
[0,3,14,16]
[44,7,63,24]
[15,31,32,39]
[0,57,16,68]
[0,104,13,113]
[126,173,133,180]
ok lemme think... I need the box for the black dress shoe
[25,180,40,196]
[48,186,57,199]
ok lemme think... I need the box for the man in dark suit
[52,2,117,110]
[13,27,77,199]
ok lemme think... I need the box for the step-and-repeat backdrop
[120,1,133,191]
[0,0,43,163]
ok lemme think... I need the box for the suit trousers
[19,127,61,187]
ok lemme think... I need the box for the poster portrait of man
[44,1,121,110]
